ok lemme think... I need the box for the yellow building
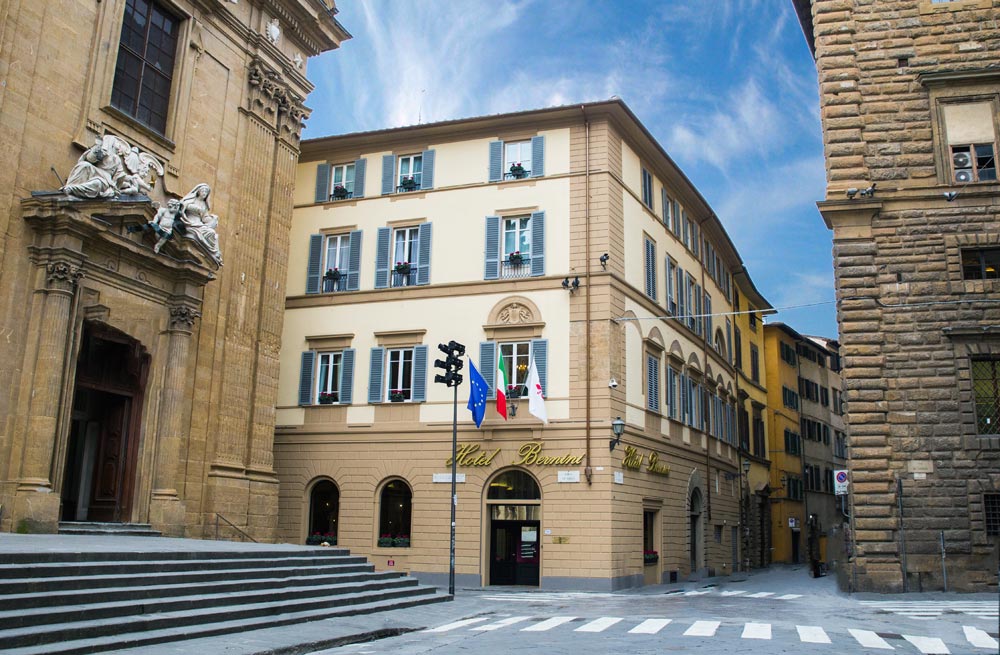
[0,0,348,538]
[732,283,774,569]
[764,323,805,564]
[275,100,772,589]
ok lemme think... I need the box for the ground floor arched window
[308,479,339,545]
[378,479,412,547]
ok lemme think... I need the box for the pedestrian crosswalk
[479,589,803,602]
[423,616,999,653]
[860,600,999,620]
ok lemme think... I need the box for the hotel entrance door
[490,519,540,586]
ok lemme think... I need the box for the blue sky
[304,0,836,338]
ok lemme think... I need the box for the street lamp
[609,417,625,451]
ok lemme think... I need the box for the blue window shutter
[531,339,548,397]
[340,349,355,404]
[644,238,656,300]
[484,216,500,280]
[381,155,395,195]
[412,345,428,402]
[420,149,435,190]
[726,318,733,364]
[368,347,385,403]
[489,141,503,182]
[346,230,363,291]
[530,211,545,277]
[665,257,674,313]
[306,234,323,294]
[647,355,659,412]
[480,341,496,399]
[315,163,330,203]
[530,136,545,177]
[705,294,713,339]
[661,188,668,225]
[299,351,315,405]
[374,227,391,289]
[353,158,366,198]
[417,222,432,285]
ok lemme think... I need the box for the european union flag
[467,359,488,428]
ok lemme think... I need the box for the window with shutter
[644,238,656,301]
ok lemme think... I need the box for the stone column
[148,303,199,537]
[14,260,83,532]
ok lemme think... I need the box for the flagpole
[449,379,457,596]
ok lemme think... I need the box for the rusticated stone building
[794,0,1000,591]
[0,0,348,539]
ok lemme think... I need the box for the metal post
[939,531,948,592]
[897,477,908,592]
[448,381,458,597]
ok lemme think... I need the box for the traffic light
[434,340,465,387]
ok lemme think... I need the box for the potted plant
[378,534,394,547]
[400,176,418,191]
[318,391,338,405]
[643,550,659,564]
[394,261,411,275]
[509,162,526,178]
[306,532,337,546]
[507,250,524,266]
[393,535,410,548]
[389,389,405,402]
[507,383,521,399]
[331,184,349,200]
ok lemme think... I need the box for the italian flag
[496,354,508,420]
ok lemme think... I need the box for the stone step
[0,583,439,649]
[0,561,376,596]
[57,522,162,537]
[0,568,403,610]
[0,547,349,565]
[0,554,369,579]
[0,589,449,655]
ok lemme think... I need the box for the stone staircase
[0,544,445,654]
[58,521,162,537]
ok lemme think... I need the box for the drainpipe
[582,105,593,485]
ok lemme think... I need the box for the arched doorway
[689,488,703,574]
[308,479,340,544]
[60,322,149,523]
[486,469,541,586]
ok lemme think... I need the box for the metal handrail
[214,513,258,543]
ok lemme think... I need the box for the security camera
[609,378,619,389]
[845,188,859,199]
[944,191,958,202]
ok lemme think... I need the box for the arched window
[308,480,339,545]
[488,469,541,500]
[378,479,412,547]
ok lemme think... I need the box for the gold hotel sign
[621,446,670,476]
[447,442,584,468]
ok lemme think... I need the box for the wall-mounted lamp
[780,474,788,488]
[599,253,610,270]
[609,416,625,451]
[742,458,751,476]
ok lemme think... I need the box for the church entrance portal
[60,323,148,523]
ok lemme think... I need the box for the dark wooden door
[88,394,131,522]
[490,520,540,586]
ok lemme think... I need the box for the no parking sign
[834,469,849,496]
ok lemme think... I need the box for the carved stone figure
[62,135,163,200]
[177,183,223,266]
[150,199,181,253]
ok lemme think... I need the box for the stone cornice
[918,66,1000,87]
[815,199,882,231]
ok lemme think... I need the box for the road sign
[834,469,849,495]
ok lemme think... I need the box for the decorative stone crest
[498,302,534,324]
[265,18,281,45]
[46,261,83,290]
[62,135,164,200]
[169,305,201,330]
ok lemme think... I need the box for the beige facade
[276,101,772,589]
[795,0,1000,591]
[0,0,348,538]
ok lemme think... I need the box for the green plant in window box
[509,162,526,178]
[331,184,349,200]
[389,390,405,403]
[318,391,338,405]
[507,250,524,266]
[394,261,411,275]
[400,176,418,191]
[393,535,410,548]
[378,534,394,547]
[643,550,658,564]
[306,532,337,546]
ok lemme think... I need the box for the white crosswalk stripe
[575,617,622,632]
[776,593,803,600]
[964,625,1000,649]
[684,620,721,637]
[422,617,488,632]
[719,590,747,596]
[860,600,998,619]
[746,591,774,598]
[903,635,950,654]
[684,590,712,596]
[742,622,771,639]
[471,616,531,631]
[797,625,831,644]
[850,628,895,650]
[521,616,576,632]
[628,618,672,634]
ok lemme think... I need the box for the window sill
[100,105,176,153]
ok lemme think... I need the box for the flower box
[643,550,659,564]
[389,390,405,403]
[399,177,418,191]
[324,268,342,281]
[507,251,524,266]
[318,392,338,405]
[377,535,393,548]
[509,163,526,178]
[306,532,337,546]
[394,261,411,275]
[393,536,410,548]
[331,185,349,200]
